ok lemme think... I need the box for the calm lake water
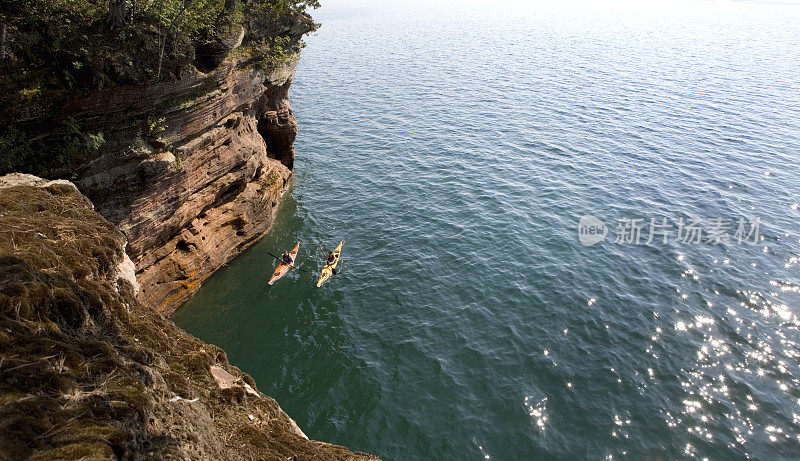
[173,0,800,458]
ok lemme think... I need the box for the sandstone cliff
[77,50,303,314]
[0,174,374,460]
[1,12,313,314]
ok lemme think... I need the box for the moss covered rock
[0,174,375,460]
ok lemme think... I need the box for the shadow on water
[172,191,382,452]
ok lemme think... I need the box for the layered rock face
[4,41,304,314]
[77,53,302,313]
[0,174,374,460]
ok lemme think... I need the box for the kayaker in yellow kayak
[317,241,343,287]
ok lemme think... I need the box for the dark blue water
[173,0,800,458]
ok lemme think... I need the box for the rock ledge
[0,175,376,460]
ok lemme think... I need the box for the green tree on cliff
[0,0,318,98]
[0,0,319,176]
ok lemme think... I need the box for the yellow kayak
[317,241,343,287]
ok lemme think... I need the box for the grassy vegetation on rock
[0,175,376,459]
[0,0,319,98]
[0,0,319,177]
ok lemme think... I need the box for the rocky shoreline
[0,174,374,459]
[1,11,314,315]
[0,5,374,459]
[3,40,304,315]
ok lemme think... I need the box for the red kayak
[268,242,299,285]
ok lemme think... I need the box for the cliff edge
[0,173,374,460]
[1,2,315,313]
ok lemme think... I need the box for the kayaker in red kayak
[281,250,293,265]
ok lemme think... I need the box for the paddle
[316,245,339,275]
[265,250,310,274]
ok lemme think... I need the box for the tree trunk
[157,31,165,79]
[1,23,7,61]
[108,0,126,28]
[225,0,237,11]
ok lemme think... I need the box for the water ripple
[175,0,800,459]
